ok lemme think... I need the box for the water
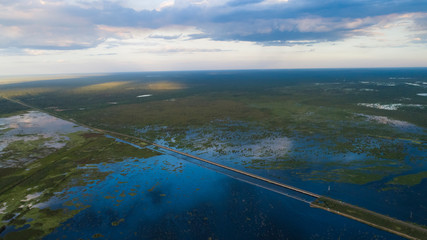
[0,111,87,167]
[137,123,427,226]
[2,69,426,238]
[0,111,85,136]
[44,155,401,239]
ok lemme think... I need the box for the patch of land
[0,129,159,240]
[0,99,29,118]
[0,70,425,189]
[387,171,427,186]
[1,97,426,239]
[0,70,426,233]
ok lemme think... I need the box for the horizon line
[2,66,427,79]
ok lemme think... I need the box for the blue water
[144,126,427,226]
[43,154,401,239]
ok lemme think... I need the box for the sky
[0,0,427,75]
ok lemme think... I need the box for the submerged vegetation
[0,116,159,239]
[387,171,427,186]
[0,69,426,238]
[0,70,425,188]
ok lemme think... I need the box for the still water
[144,124,427,226]
[44,154,401,239]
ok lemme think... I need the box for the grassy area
[0,137,55,167]
[0,70,425,187]
[0,131,160,240]
[246,156,412,185]
[311,197,427,240]
[307,165,411,185]
[0,70,426,238]
[387,171,427,186]
[0,98,29,118]
[73,96,269,129]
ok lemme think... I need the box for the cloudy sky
[1,0,427,75]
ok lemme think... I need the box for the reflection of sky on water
[0,111,85,136]
[0,111,87,167]
[140,123,427,227]
[356,114,426,134]
[187,137,427,226]
[0,111,418,238]
[0,111,86,152]
[139,124,294,163]
[44,155,400,240]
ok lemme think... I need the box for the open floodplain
[0,69,426,239]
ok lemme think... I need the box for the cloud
[142,47,226,54]
[0,2,105,50]
[0,0,426,52]
[148,34,183,40]
[228,0,263,7]
[260,40,318,46]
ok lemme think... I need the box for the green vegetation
[246,157,412,185]
[308,166,410,185]
[1,137,53,166]
[0,131,160,239]
[388,171,427,186]
[64,96,269,136]
[111,218,125,227]
[311,197,427,240]
[0,98,29,117]
[0,70,426,239]
[0,70,425,188]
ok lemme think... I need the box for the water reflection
[139,123,427,226]
[0,111,85,136]
[44,155,400,239]
[0,111,86,167]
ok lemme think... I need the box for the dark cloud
[0,0,426,51]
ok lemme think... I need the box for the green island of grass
[387,171,427,186]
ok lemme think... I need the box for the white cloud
[0,0,426,74]
[156,0,175,11]
[261,0,288,5]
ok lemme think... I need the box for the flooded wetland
[0,69,426,239]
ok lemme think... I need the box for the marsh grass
[388,171,427,186]
[0,131,160,239]
[1,70,425,187]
